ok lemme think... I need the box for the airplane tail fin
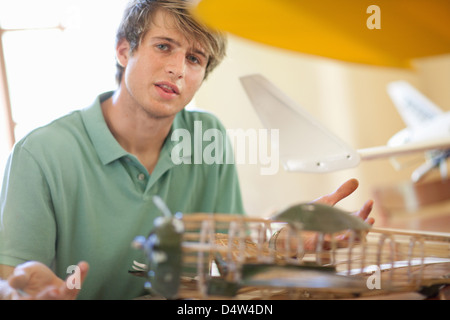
[387,81,443,129]
[240,74,360,173]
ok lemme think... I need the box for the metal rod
[0,30,15,148]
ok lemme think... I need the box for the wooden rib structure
[177,213,450,299]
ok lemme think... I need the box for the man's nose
[166,52,186,79]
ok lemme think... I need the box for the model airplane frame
[132,197,450,300]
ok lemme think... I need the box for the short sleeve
[0,142,57,267]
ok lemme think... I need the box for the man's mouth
[155,82,180,95]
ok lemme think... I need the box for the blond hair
[115,0,227,84]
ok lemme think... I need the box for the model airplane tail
[240,74,361,173]
[240,74,450,181]
[387,81,443,129]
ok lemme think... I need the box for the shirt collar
[80,92,187,173]
[81,92,128,165]
[148,112,189,185]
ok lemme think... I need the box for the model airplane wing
[240,264,368,291]
[240,74,450,175]
[358,139,450,160]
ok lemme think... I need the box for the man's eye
[156,44,169,51]
[187,55,200,64]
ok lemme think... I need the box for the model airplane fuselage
[240,75,450,181]
[389,113,450,146]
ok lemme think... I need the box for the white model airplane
[240,74,450,182]
[385,81,450,182]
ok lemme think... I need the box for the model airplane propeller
[132,196,184,299]
[240,74,450,182]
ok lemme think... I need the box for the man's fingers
[354,199,374,222]
[329,178,359,204]
[314,179,359,206]
[8,269,30,291]
[61,261,89,299]
[6,261,89,300]
[35,286,61,300]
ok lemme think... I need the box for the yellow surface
[195,0,450,68]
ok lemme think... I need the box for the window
[0,0,129,179]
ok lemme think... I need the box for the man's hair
[115,0,227,84]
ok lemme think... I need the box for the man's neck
[101,91,175,174]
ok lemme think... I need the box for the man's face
[117,9,209,119]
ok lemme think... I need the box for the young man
[0,0,373,300]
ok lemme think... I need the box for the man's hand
[7,261,89,300]
[275,179,375,253]
[313,178,375,226]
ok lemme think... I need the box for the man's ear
[116,38,131,68]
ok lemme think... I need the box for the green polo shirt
[0,92,244,299]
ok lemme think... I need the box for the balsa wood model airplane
[131,197,450,300]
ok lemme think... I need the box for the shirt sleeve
[0,142,57,267]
